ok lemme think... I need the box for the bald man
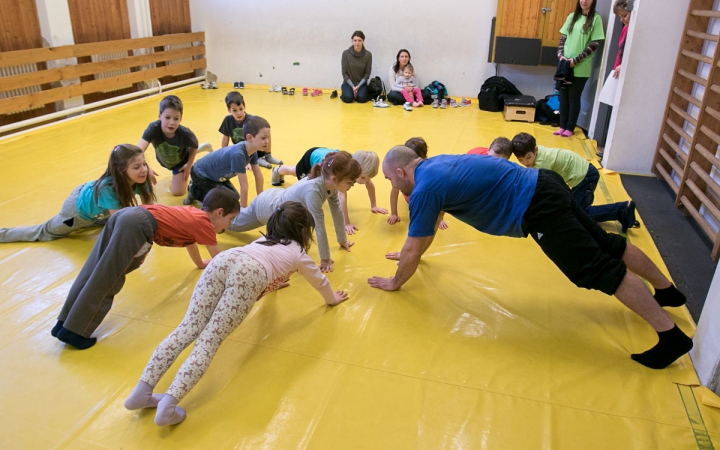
[368,146,692,370]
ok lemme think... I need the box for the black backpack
[367,76,386,101]
[478,76,522,112]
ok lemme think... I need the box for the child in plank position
[510,132,638,232]
[387,137,448,229]
[186,115,269,207]
[0,144,154,242]
[124,201,348,426]
[218,91,282,168]
[138,95,211,196]
[229,151,361,272]
[51,188,240,350]
[271,148,386,234]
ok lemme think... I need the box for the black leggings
[341,84,370,103]
[559,76,588,131]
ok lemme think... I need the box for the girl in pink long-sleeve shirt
[124,201,348,426]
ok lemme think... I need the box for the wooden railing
[0,32,206,117]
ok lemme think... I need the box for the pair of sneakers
[201,81,218,89]
[268,85,282,92]
[233,82,245,89]
[431,99,449,109]
[258,154,283,169]
[373,97,389,108]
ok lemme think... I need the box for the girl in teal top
[0,144,155,242]
[555,0,605,138]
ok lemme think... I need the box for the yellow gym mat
[0,85,718,449]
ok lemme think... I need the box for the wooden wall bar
[0,33,206,117]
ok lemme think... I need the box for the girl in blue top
[0,144,155,242]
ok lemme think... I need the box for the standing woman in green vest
[555,0,605,138]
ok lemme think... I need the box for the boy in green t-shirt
[508,132,638,233]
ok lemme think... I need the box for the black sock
[631,325,693,369]
[57,327,97,350]
[51,320,64,338]
[654,284,686,307]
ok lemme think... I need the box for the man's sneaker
[460,98,472,107]
[450,99,458,108]
[403,102,412,111]
[271,166,284,186]
[198,142,213,153]
[440,99,448,109]
[264,155,283,165]
[258,157,272,169]
[183,187,196,205]
[432,99,439,108]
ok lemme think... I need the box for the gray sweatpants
[58,207,157,337]
[227,189,284,233]
[0,184,98,242]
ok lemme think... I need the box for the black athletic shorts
[295,147,320,179]
[521,169,627,295]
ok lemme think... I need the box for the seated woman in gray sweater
[228,151,362,273]
[341,30,372,104]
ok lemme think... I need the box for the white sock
[124,380,163,410]
[154,394,186,426]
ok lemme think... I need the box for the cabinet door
[493,0,577,66]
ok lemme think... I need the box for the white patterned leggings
[140,249,267,401]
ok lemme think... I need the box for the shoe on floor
[460,98,471,107]
[311,89,322,96]
[271,166,284,186]
[450,99,458,107]
[264,155,283,165]
[274,85,282,92]
[289,87,295,95]
[258,157,272,169]
[239,82,244,89]
[233,82,239,89]
[183,188,195,205]
[403,102,412,111]
[197,142,212,153]
[330,90,338,99]
[281,87,288,95]
[302,87,308,96]
[373,97,389,108]
[432,99,439,108]
[440,99,448,109]
[209,81,218,89]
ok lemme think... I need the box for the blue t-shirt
[192,141,259,181]
[408,155,538,238]
[141,120,199,169]
[218,113,253,145]
[75,178,123,221]
[310,148,338,167]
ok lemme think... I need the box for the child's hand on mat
[371,206,388,215]
[328,290,349,306]
[340,241,354,252]
[320,258,335,273]
[387,215,401,225]
[438,220,449,230]
[385,252,401,260]
[345,224,359,235]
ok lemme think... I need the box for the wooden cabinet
[492,0,577,66]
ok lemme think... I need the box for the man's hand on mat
[368,276,398,291]
[387,215,401,225]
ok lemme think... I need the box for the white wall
[691,263,720,396]
[188,0,554,98]
[603,0,690,174]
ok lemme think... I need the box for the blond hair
[353,150,380,178]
